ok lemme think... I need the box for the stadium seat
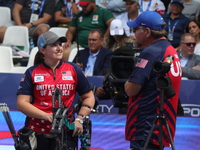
[3,26,30,54]
[68,47,84,62]
[49,27,68,37]
[27,47,38,67]
[0,6,15,27]
[0,46,28,74]
[0,46,14,72]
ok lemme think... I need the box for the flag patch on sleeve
[135,58,148,68]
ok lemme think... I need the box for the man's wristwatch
[30,22,34,27]
[75,118,83,124]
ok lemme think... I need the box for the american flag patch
[20,77,24,82]
[135,58,148,68]
[62,71,71,75]
[62,71,72,80]
[20,75,25,82]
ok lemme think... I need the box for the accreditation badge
[168,31,173,41]
[29,13,39,23]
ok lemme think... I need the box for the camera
[101,46,143,113]
[152,55,175,99]
[152,55,173,74]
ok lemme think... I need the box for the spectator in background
[96,0,126,17]
[0,0,15,11]
[103,19,135,51]
[54,0,80,28]
[182,0,200,20]
[116,0,139,37]
[178,33,200,79]
[138,0,165,15]
[167,0,200,21]
[0,0,15,42]
[73,29,113,76]
[12,0,55,40]
[63,0,114,49]
[186,20,200,55]
[162,0,190,48]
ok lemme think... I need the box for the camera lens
[152,62,171,74]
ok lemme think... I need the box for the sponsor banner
[182,104,200,117]
[1,73,200,117]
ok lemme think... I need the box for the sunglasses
[132,27,145,33]
[182,43,196,47]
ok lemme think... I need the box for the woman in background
[103,19,135,51]
[186,20,200,55]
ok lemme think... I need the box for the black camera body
[102,72,129,109]
[100,47,143,113]
[102,53,140,112]
[152,55,176,99]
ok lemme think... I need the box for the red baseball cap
[77,0,93,6]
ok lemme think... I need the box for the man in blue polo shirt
[125,11,182,150]
[162,0,190,49]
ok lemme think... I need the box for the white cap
[110,19,124,36]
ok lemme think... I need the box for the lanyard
[63,0,72,18]
[31,0,46,15]
[168,19,179,33]
[140,0,152,12]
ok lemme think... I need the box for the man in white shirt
[116,0,139,37]
[96,0,126,17]
[139,0,165,15]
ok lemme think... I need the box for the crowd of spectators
[1,0,200,79]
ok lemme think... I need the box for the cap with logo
[127,11,165,31]
[37,31,67,50]
[171,0,184,8]
[110,19,124,36]
[77,0,93,6]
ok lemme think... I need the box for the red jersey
[17,60,92,134]
[126,39,182,147]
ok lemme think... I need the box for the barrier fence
[0,73,199,117]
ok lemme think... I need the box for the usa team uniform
[126,39,182,147]
[17,60,92,134]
